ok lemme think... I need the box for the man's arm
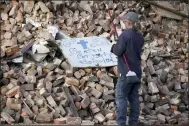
[110,33,127,56]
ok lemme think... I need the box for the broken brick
[53,58,62,66]
[105,113,114,120]
[6,86,19,97]
[103,95,115,102]
[79,69,86,76]
[59,104,67,116]
[1,86,9,95]
[81,96,90,109]
[91,88,102,99]
[84,68,92,73]
[54,118,66,124]
[6,82,15,90]
[66,70,73,77]
[54,68,64,74]
[81,120,95,126]
[75,102,82,110]
[95,84,104,92]
[47,95,57,107]
[4,45,19,56]
[9,104,21,111]
[1,111,15,124]
[99,80,114,89]
[53,78,64,87]
[45,81,52,92]
[65,77,80,86]
[90,103,100,114]
[74,71,82,79]
[32,105,38,114]
[66,117,82,125]
[36,113,52,123]
[21,84,34,91]
[61,61,70,70]
[94,113,106,123]
[39,88,46,96]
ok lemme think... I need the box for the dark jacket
[111,28,144,79]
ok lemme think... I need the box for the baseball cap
[120,12,138,23]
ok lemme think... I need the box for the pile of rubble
[0,0,188,125]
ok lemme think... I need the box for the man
[110,12,144,126]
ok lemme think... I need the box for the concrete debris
[94,113,106,123]
[38,1,50,13]
[23,1,35,14]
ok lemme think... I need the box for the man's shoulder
[121,29,144,40]
[120,30,130,37]
[122,29,141,36]
[138,32,144,40]
[122,29,130,34]
[122,29,137,35]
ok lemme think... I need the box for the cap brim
[120,15,126,21]
[120,15,131,22]
[120,17,131,23]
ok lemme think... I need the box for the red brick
[79,78,86,88]
[95,84,104,92]
[81,96,90,109]
[66,117,82,125]
[36,113,52,123]
[54,118,66,124]
[84,68,92,73]
[96,70,103,78]
[47,95,57,107]
[81,120,95,125]
[79,69,86,76]
[66,70,73,77]
[94,113,106,123]
[6,98,13,107]
[1,111,15,124]
[90,103,100,114]
[65,77,79,86]
[5,45,19,56]
[112,66,118,77]
[75,102,82,110]
[175,63,185,69]
[171,105,178,111]
[21,84,34,91]
[9,104,21,111]
[6,86,19,97]
[1,86,9,95]
[158,33,166,38]
[74,71,82,79]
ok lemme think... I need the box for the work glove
[111,40,117,45]
[110,41,117,54]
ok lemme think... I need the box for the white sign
[60,36,117,68]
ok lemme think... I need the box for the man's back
[112,11,144,126]
[112,28,144,78]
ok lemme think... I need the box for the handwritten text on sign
[60,36,117,68]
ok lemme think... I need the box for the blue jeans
[115,75,140,126]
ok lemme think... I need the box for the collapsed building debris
[0,0,188,125]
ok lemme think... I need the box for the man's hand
[110,41,117,53]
